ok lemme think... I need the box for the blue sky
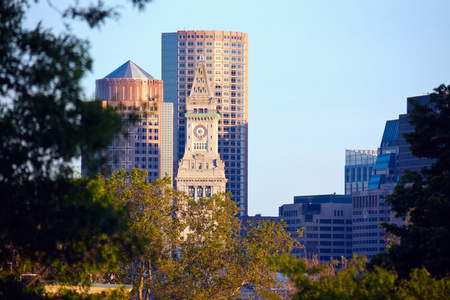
[26,0,450,216]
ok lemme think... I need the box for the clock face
[194,125,207,139]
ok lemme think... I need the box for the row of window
[353,217,378,223]
[217,106,245,112]
[134,149,158,155]
[109,163,158,171]
[179,83,245,90]
[178,62,245,70]
[179,69,245,77]
[179,48,245,55]
[317,226,351,232]
[135,135,158,140]
[226,176,245,183]
[353,210,378,215]
[353,239,384,245]
[135,157,158,162]
[353,247,383,253]
[188,186,212,199]
[134,164,158,169]
[316,241,352,247]
[135,128,159,133]
[226,183,245,190]
[285,219,302,225]
[135,143,159,148]
[353,232,379,238]
[306,234,352,239]
[178,41,245,47]
[220,155,245,161]
[320,248,350,254]
[179,55,245,62]
[224,162,244,168]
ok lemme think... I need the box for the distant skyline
[25,0,450,216]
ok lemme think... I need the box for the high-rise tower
[175,58,227,198]
[92,60,173,181]
[162,30,248,215]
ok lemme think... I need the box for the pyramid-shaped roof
[188,58,213,104]
[104,60,155,79]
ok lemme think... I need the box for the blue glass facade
[345,150,377,195]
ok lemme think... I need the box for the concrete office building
[345,149,377,195]
[93,60,173,181]
[162,30,248,215]
[279,194,353,261]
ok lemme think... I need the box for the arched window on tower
[197,186,203,198]
[188,186,195,199]
[205,186,212,198]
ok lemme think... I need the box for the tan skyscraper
[162,30,248,215]
[175,58,227,199]
[90,60,173,181]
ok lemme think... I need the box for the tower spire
[187,59,213,104]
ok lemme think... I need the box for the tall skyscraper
[92,60,173,181]
[162,30,249,216]
[175,57,227,199]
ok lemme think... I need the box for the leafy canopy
[377,84,450,278]
[101,168,296,300]
[0,0,151,296]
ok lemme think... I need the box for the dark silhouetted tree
[375,84,450,278]
[0,0,152,297]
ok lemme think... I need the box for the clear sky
[25,0,450,216]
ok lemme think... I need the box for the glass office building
[345,149,377,195]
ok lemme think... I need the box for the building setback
[162,30,248,216]
[92,60,173,181]
[352,119,404,259]
[345,149,377,195]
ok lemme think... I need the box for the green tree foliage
[273,255,450,300]
[101,168,295,300]
[0,0,151,296]
[376,84,450,278]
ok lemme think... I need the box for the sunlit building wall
[162,30,248,216]
[93,60,173,181]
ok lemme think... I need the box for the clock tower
[175,57,227,199]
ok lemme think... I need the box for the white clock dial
[194,125,207,139]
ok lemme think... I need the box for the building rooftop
[294,194,352,204]
[104,60,155,79]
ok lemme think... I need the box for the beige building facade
[162,30,248,214]
[175,58,227,199]
[92,60,173,181]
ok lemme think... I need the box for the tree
[101,168,296,300]
[273,254,450,300]
[375,84,450,278]
[0,0,151,296]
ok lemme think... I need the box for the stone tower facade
[175,58,227,199]
[162,30,248,215]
